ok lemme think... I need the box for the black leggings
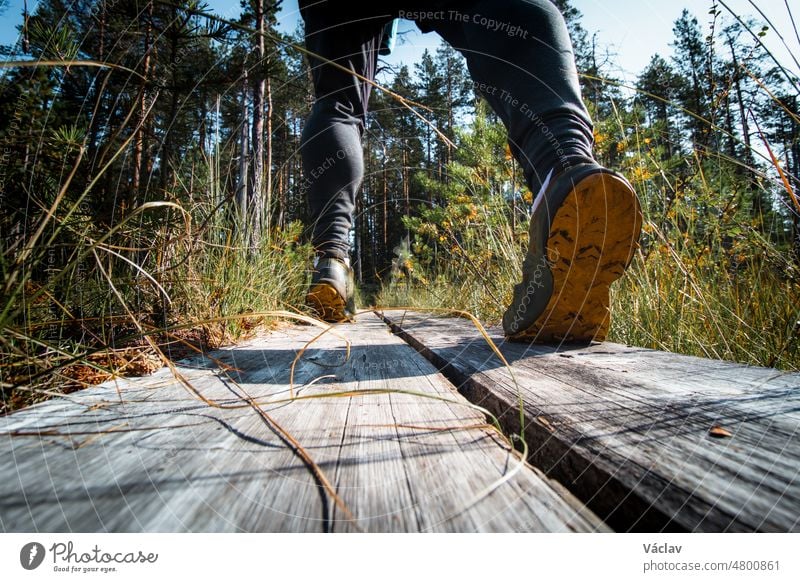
[300,0,596,260]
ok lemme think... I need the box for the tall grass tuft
[0,140,312,415]
[378,93,800,371]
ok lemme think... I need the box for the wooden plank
[0,313,606,532]
[378,310,800,532]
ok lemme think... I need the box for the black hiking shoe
[306,257,357,323]
[502,163,642,343]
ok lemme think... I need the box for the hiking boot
[502,163,642,343]
[306,257,357,323]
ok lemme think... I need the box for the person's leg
[299,3,388,262]
[421,0,594,191]
[422,0,642,342]
[299,2,389,321]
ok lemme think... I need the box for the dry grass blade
[718,0,800,88]
[1,422,208,437]
[375,307,526,440]
[162,330,241,373]
[92,244,173,306]
[300,374,337,389]
[235,385,362,530]
[154,1,456,150]
[431,435,530,530]
[162,314,361,526]
[152,311,342,409]
[751,112,800,214]
[289,322,352,399]
[744,0,800,74]
[371,308,537,526]
[786,0,800,48]
[364,422,497,434]
[343,306,544,525]
[0,59,146,79]
[1,99,160,322]
[741,66,800,125]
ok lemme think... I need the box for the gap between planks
[378,309,800,533]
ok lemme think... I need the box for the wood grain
[379,310,800,532]
[0,313,604,532]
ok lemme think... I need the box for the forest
[1,0,799,413]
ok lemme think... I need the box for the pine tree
[637,54,683,160]
[671,9,712,154]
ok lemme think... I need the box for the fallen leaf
[537,416,555,433]
[709,425,732,438]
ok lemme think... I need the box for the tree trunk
[724,91,736,159]
[265,63,273,238]
[249,0,266,249]
[383,148,388,249]
[132,1,154,209]
[728,35,759,217]
[163,5,180,193]
[237,72,250,238]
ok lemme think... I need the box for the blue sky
[1,0,798,83]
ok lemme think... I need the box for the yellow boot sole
[306,283,350,323]
[509,172,642,343]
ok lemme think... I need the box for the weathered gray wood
[379,310,800,533]
[0,313,605,532]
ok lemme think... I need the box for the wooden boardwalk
[380,310,800,532]
[1,310,797,532]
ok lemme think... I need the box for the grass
[610,222,800,369]
[377,178,800,371]
[375,128,800,372]
[0,149,313,414]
